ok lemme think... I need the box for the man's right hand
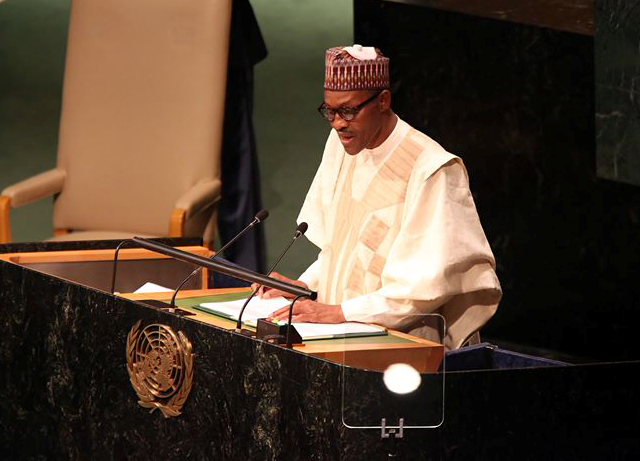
[251,272,309,299]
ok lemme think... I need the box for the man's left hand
[267,299,346,324]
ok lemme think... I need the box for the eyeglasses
[317,91,382,122]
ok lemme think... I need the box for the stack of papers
[197,296,386,341]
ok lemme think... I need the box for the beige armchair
[0,0,231,245]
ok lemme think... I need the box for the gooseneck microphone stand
[236,222,308,333]
[129,237,315,299]
[170,210,269,308]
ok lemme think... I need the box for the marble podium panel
[1,241,638,459]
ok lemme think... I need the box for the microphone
[132,237,314,297]
[110,239,133,294]
[169,209,269,308]
[236,222,308,333]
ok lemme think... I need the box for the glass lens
[338,108,358,121]
[319,106,334,121]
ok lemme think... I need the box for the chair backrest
[53,0,231,237]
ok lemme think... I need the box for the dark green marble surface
[1,243,639,459]
[595,0,640,186]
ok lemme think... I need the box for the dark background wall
[355,0,640,362]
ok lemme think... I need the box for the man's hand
[251,272,309,300]
[267,299,346,324]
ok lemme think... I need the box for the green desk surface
[176,293,414,345]
[175,293,253,306]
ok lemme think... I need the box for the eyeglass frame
[317,90,383,122]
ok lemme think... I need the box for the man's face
[322,89,385,155]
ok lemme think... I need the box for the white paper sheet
[199,296,386,340]
[134,282,173,293]
[200,296,290,324]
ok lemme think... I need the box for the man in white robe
[262,45,501,349]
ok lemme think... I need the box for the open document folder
[197,296,387,341]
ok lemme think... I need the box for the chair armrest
[1,169,66,207]
[168,179,222,237]
[174,179,222,220]
[0,169,66,243]
[0,196,11,243]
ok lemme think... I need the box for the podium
[1,239,638,459]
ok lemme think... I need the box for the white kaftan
[297,117,501,349]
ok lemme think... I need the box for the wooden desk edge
[118,288,444,373]
[0,246,211,263]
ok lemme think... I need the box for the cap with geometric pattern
[324,45,390,91]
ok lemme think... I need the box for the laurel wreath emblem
[126,321,194,418]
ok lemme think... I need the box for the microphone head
[255,209,269,222]
[296,222,308,235]
[295,222,308,238]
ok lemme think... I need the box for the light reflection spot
[383,363,422,394]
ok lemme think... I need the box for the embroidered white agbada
[297,117,501,349]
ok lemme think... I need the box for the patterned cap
[324,45,390,91]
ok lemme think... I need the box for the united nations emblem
[126,321,194,418]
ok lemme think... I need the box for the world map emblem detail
[126,321,194,418]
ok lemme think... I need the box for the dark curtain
[217,0,267,277]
